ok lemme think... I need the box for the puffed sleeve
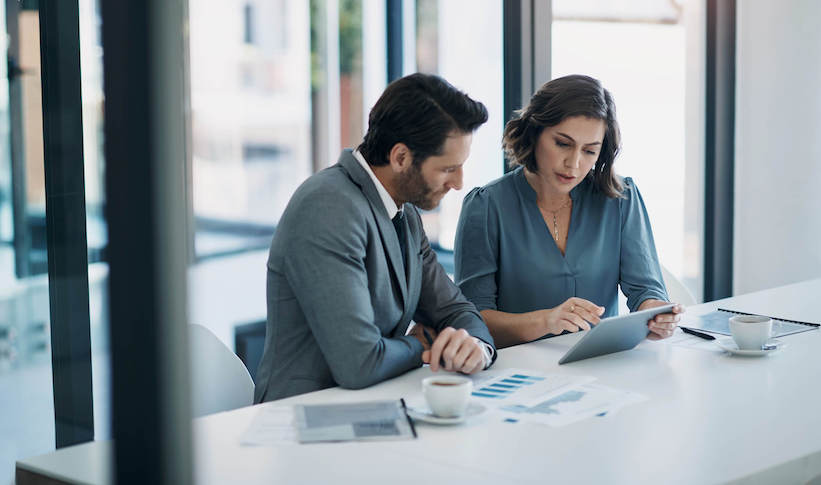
[454,187,500,312]
[618,177,670,311]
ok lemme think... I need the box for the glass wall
[186,0,313,350]
[0,4,54,483]
[78,0,110,441]
[414,0,504,258]
[552,0,705,303]
[184,0,506,355]
[190,0,312,260]
[2,2,712,480]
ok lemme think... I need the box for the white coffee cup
[729,315,773,350]
[422,375,473,418]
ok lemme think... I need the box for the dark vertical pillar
[38,0,94,448]
[704,0,736,300]
[101,0,193,482]
[386,0,403,82]
[503,0,523,173]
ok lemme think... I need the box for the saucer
[715,337,786,356]
[406,402,486,425]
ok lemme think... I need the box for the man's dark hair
[357,73,488,166]
[503,74,624,198]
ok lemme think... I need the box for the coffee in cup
[728,315,772,350]
[422,375,472,418]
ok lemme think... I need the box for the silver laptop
[558,303,675,365]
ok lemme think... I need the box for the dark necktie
[391,211,407,270]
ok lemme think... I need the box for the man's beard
[397,163,442,210]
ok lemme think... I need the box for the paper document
[666,329,719,351]
[294,400,416,443]
[498,382,647,427]
[465,369,646,427]
[470,368,594,405]
[240,405,297,446]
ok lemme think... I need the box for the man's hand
[422,327,485,375]
[639,299,685,340]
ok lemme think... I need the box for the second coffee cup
[729,315,772,350]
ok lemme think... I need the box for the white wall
[734,0,821,294]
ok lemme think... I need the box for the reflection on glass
[551,0,703,301]
[339,0,363,150]
[78,0,111,441]
[187,0,313,365]
[190,0,312,259]
[415,0,504,255]
[0,4,54,483]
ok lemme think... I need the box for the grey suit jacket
[254,150,495,402]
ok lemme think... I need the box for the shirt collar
[353,149,401,218]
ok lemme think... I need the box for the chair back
[660,265,697,306]
[189,324,254,417]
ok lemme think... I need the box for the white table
[17,279,821,484]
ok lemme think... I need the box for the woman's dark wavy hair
[503,74,624,198]
[358,73,488,166]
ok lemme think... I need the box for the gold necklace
[541,197,572,242]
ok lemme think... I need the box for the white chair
[189,324,255,417]
[660,265,697,307]
[617,264,698,314]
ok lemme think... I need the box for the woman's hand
[538,297,604,336]
[639,299,685,340]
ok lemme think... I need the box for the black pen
[680,326,716,341]
[421,328,435,346]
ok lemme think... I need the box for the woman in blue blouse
[454,75,683,348]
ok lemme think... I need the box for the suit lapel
[337,150,408,306]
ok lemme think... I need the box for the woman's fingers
[560,319,581,333]
[568,297,604,323]
[564,312,591,331]
[648,320,676,339]
[573,306,600,327]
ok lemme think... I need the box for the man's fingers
[429,327,455,372]
[450,337,475,371]
[441,329,471,370]
[432,328,472,371]
[461,348,484,375]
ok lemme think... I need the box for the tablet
[558,303,675,365]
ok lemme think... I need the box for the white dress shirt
[352,150,494,369]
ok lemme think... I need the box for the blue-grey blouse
[454,167,668,323]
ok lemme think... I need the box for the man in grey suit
[254,73,496,402]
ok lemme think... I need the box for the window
[0,4,55,482]
[189,0,311,260]
[551,0,705,302]
[415,0,504,259]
